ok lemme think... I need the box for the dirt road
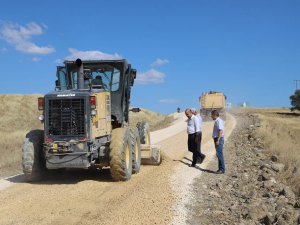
[0,113,236,225]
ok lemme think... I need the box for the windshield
[89,65,120,91]
[56,64,121,92]
[70,64,120,91]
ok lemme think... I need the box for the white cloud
[32,57,41,62]
[151,58,169,67]
[136,69,165,85]
[0,22,55,55]
[65,48,122,60]
[159,99,180,104]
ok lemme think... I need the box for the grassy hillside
[255,108,300,195]
[0,95,173,178]
[0,94,43,177]
[129,109,174,131]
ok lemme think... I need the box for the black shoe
[201,155,206,164]
[216,170,224,174]
[196,155,206,164]
[190,164,196,167]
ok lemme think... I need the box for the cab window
[56,67,68,90]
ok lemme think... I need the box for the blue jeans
[214,137,225,172]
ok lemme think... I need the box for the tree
[290,89,300,111]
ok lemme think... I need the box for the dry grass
[0,94,42,178]
[254,108,300,195]
[129,109,174,131]
[0,95,173,178]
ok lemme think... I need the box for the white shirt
[212,117,225,138]
[196,114,202,132]
[187,115,201,134]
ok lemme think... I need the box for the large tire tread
[22,129,46,182]
[129,127,141,174]
[109,128,132,181]
[136,122,150,145]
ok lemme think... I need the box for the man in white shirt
[191,108,206,163]
[211,110,225,174]
[185,108,204,167]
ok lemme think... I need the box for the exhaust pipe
[76,58,84,90]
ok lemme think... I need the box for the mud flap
[141,144,162,165]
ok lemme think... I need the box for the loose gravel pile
[188,110,300,225]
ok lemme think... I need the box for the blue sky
[0,0,300,114]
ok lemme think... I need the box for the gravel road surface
[0,113,236,225]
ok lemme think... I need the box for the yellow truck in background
[199,91,226,121]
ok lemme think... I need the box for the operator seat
[92,76,107,89]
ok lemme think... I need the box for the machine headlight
[38,115,44,121]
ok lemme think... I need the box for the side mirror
[130,69,136,86]
[129,107,141,113]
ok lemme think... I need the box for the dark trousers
[196,132,205,159]
[188,133,204,165]
[214,137,225,172]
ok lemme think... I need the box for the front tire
[22,130,46,182]
[109,128,132,181]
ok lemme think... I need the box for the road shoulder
[187,110,300,225]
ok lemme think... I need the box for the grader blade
[140,144,162,165]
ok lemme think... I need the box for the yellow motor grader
[22,58,161,182]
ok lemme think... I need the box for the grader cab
[22,58,161,182]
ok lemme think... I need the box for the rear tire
[129,127,141,174]
[109,128,132,181]
[22,130,46,182]
[136,122,151,145]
